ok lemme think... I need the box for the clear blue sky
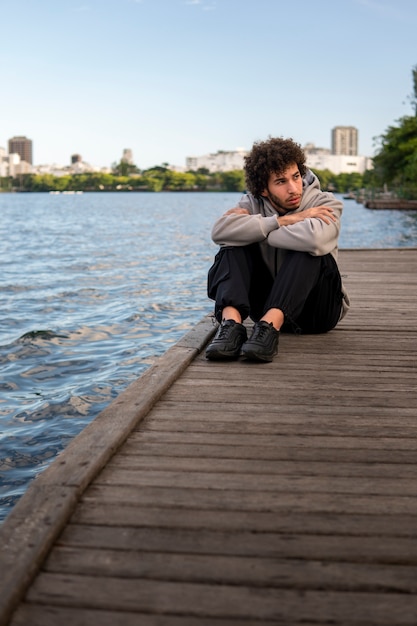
[1,0,416,169]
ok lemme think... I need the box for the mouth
[288,196,301,205]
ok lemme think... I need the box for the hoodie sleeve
[211,195,279,246]
[267,193,342,256]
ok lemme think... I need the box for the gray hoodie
[211,170,350,319]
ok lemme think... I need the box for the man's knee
[207,245,262,321]
[207,245,260,297]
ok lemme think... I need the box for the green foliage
[372,115,417,197]
[0,177,13,191]
[12,167,367,195]
[163,170,197,190]
[218,170,246,192]
[112,160,141,176]
[310,169,335,192]
[336,172,364,193]
[363,65,417,199]
[194,172,210,190]
[141,169,165,192]
[411,64,417,115]
[310,169,362,193]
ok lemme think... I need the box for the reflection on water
[1,192,417,522]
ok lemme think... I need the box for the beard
[265,191,301,214]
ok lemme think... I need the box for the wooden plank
[11,605,272,626]
[22,573,417,624]
[108,455,417,477]
[120,440,417,464]
[139,419,417,438]
[93,468,417,496]
[127,431,417,450]
[54,525,417,564]
[44,546,417,593]
[80,484,417,515]
[148,402,417,419]
[71,503,417,537]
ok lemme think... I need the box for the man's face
[261,163,303,214]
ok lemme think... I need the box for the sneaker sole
[205,350,241,360]
[241,348,276,362]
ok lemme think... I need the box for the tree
[142,171,165,192]
[310,169,335,192]
[193,172,210,190]
[164,171,196,191]
[218,170,245,192]
[369,64,417,197]
[112,160,140,176]
[411,64,417,116]
[0,176,13,191]
[336,172,364,193]
[372,115,417,191]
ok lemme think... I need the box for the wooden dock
[365,199,417,210]
[1,248,417,625]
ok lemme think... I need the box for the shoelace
[252,323,270,341]
[217,322,234,340]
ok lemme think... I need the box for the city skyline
[2,1,416,170]
[1,126,366,172]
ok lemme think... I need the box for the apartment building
[186,148,247,172]
[8,136,33,165]
[331,126,358,156]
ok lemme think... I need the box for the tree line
[0,167,244,193]
[0,166,368,194]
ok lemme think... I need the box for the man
[205,137,350,362]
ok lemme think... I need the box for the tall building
[331,126,358,156]
[8,135,33,164]
[304,140,372,174]
[122,149,133,164]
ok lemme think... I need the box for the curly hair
[244,137,307,198]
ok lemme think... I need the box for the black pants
[207,245,343,334]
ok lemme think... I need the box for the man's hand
[224,207,250,216]
[278,206,337,227]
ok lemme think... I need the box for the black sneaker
[241,321,279,362]
[205,320,247,360]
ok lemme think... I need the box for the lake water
[1,191,417,523]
